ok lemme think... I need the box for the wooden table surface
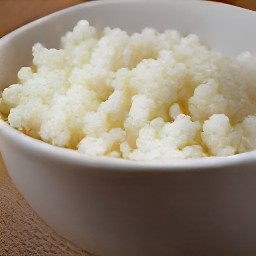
[0,1,255,255]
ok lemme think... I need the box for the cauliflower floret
[90,28,130,71]
[201,114,242,156]
[130,50,186,112]
[69,64,113,101]
[129,115,202,161]
[124,94,156,147]
[189,79,227,121]
[218,53,256,123]
[39,85,99,148]
[64,38,98,67]
[159,114,202,149]
[33,43,66,70]
[8,98,48,136]
[2,69,70,116]
[18,67,33,83]
[126,28,157,67]
[127,28,181,69]
[173,34,222,86]
[83,89,130,136]
[61,20,98,67]
[39,116,71,147]
[1,84,23,108]
[111,68,132,92]
[62,20,97,47]
[156,30,181,52]
[238,116,256,153]
[169,103,183,120]
[78,128,125,157]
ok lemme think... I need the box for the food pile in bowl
[1,20,256,161]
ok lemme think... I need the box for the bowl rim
[0,0,256,173]
[1,119,256,173]
[0,0,254,42]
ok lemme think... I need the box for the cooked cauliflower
[130,115,203,161]
[201,114,241,156]
[1,20,256,161]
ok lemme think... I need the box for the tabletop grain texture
[0,0,255,255]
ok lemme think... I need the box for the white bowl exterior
[0,1,256,255]
[2,121,256,256]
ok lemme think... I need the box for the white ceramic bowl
[1,1,256,255]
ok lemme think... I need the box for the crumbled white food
[169,103,183,120]
[130,115,203,161]
[238,116,256,153]
[1,20,256,161]
[78,128,125,157]
[201,114,242,156]
[189,79,227,121]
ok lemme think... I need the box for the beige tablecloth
[0,1,255,255]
